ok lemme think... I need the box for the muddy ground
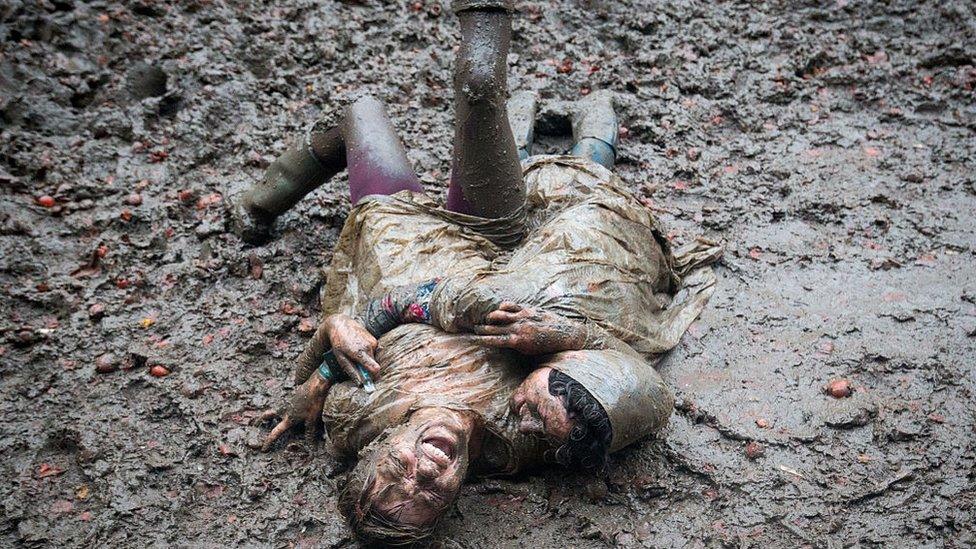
[2,0,975,546]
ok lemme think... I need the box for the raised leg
[570,90,618,170]
[445,1,525,218]
[231,95,419,244]
[343,96,423,204]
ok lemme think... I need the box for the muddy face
[510,367,573,442]
[366,407,475,527]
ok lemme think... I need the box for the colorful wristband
[316,349,340,381]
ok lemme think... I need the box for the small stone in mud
[584,479,609,502]
[248,252,263,279]
[88,303,106,319]
[298,317,316,333]
[125,193,143,206]
[128,63,168,99]
[686,148,701,161]
[824,379,852,398]
[149,365,171,377]
[246,150,270,169]
[755,418,770,428]
[744,441,765,460]
[36,195,56,208]
[95,353,118,373]
[180,380,204,398]
[15,329,39,346]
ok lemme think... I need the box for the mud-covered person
[232,0,719,544]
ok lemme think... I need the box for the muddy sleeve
[427,273,511,333]
[578,319,645,360]
[358,279,441,337]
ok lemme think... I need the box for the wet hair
[547,369,612,471]
[336,435,438,546]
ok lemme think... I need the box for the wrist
[310,370,332,392]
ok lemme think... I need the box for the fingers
[257,408,278,424]
[499,301,523,312]
[474,323,517,336]
[262,416,294,451]
[356,349,382,380]
[486,309,520,325]
[334,351,362,384]
[472,334,516,348]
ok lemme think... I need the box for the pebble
[744,441,765,460]
[149,365,171,377]
[180,380,204,398]
[125,193,143,206]
[37,195,56,208]
[584,479,609,502]
[825,379,852,398]
[88,303,106,319]
[16,329,38,346]
[95,353,118,373]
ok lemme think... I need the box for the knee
[455,51,505,106]
[346,94,384,118]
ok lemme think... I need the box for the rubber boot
[569,90,618,170]
[452,0,515,13]
[229,112,344,244]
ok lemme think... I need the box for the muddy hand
[324,313,381,385]
[473,302,587,355]
[262,373,331,451]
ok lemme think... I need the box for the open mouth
[420,436,456,466]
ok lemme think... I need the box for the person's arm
[357,278,442,337]
[263,313,382,451]
[261,364,333,451]
[470,302,641,358]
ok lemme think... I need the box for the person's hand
[261,372,331,451]
[472,302,586,355]
[323,313,381,384]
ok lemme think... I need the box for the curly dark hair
[547,369,613,471]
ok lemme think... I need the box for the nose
[517,404,544,434]
[395,445,417,477]
[510,390,525,413]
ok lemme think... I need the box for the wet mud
[1,0,974,547]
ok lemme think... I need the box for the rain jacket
[320,155,720,466]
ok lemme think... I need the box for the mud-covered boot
[228,112,344,245]
[569,90,618,170]
[452,0,515,13]
[507,91,538,160]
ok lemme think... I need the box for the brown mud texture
[1,0,974,547]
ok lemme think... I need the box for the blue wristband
[317,349,340,381]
